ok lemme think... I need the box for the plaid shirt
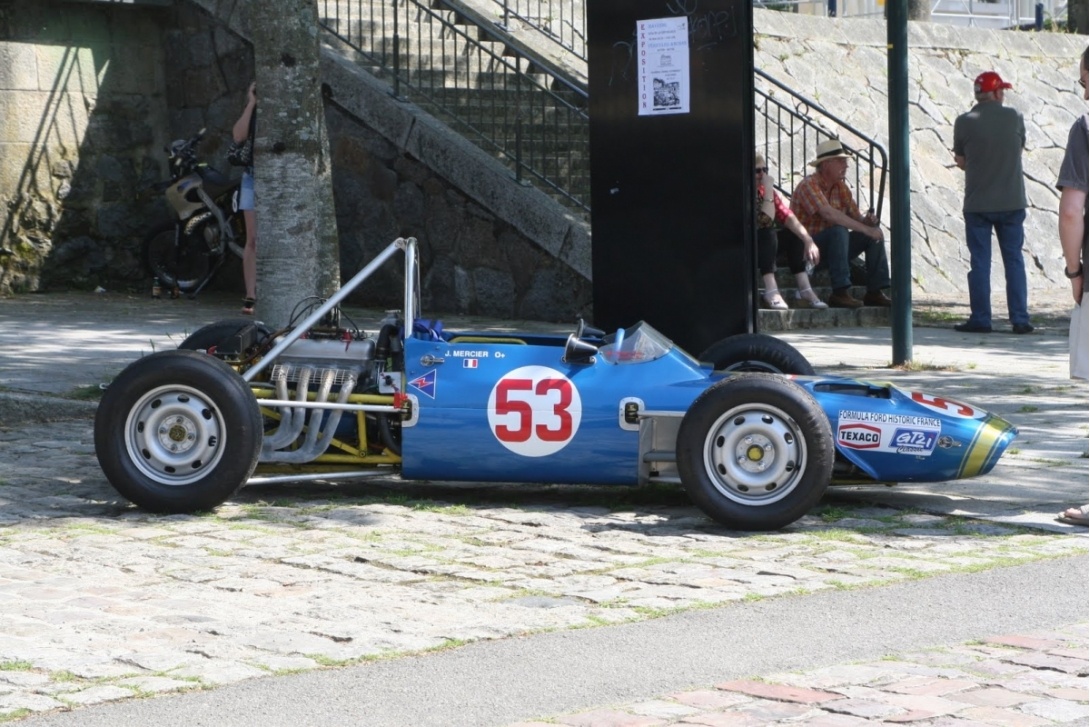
[790,174,863,236]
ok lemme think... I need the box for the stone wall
[0,0,593,321]
[0,1,170,293]
[753,9,1088,299]
[2,1,1085,320]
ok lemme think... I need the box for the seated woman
[755,153,827,309]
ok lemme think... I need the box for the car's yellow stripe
[958,415,1014,478]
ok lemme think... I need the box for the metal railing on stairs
[755,69,887,219]
[318,0,888,222]
[318,0,590,213]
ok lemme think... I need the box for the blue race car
[94,238,1017,530]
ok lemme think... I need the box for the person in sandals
[755,153,826,310]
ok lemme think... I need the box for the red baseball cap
[974,71,1012,94]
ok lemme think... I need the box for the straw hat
[809,138,852,167]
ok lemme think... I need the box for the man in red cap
[952,71,1032,335]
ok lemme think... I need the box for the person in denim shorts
[233,81,257,314]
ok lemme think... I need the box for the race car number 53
[487,366,582,457]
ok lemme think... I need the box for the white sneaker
[795,288,828,309]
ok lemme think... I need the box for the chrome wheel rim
[124,384,226,486]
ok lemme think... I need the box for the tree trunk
[907,0,932,21]
[248,0,340,329]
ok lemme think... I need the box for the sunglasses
[755,167,769,174]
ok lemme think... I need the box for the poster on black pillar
[588,0,755,356]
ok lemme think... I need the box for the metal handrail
[317,1,889,222]
[318,0,590,213]
[755,69,888,219]
[489,0,587,62]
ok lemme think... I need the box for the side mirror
[563,334,598,364]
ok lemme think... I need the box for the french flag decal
[463,359,478,369]
[408,369,437,399]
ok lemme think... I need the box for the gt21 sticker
[487,366,582,457]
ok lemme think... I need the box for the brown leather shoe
[863,290,892,307]
[827,290,864,309]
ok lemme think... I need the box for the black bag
[226,137,253,167]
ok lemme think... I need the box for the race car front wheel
[676,373,833,531]
[698,333,814,375]
[94,349,262,513]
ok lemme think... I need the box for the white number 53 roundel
[487,366,582,457]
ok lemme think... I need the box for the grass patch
[64,384,106,401]
[0,661,33,672]
[914,310,959,324]
[890,360,958,372]
[0,709,33,723]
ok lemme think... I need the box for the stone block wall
[753,9,1088,299]
[0,1,170,293]
[0,0,593,321]
[2,1,1085,323]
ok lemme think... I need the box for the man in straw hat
[790,138,891,308]
[951,70,1032,334]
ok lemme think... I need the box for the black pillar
[587,0,755,356]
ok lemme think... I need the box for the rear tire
[676,373,833,530]
[699,333,814,375]
[180,319,272,363]
[94,350,262,513]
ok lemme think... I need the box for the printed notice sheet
[637,17,690,116]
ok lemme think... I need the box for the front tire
[676,373,833,530]
[699,333,814,375]
[94,350,262,513]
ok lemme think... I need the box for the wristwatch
[1064,263,1084,279]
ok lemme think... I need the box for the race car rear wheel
[94,349,262,513]
[698,333,814,375]
[180,319,272,363]
[676,373,833,531]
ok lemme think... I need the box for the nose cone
[960,414,1018,478]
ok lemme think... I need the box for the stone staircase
[318,0,591,215]
[757,265,891,331]
[316,0,888,330]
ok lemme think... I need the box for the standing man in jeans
[790,138,891,309]
[952,71,1032,334]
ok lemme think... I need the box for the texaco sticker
[487,366,582,457]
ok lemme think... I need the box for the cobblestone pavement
[1,417,1086,721]
[509,623,1089,726]
[0,291,1087,723]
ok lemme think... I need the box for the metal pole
[1035,3,1044,29]
[888,0,912,364]
[828,0,837,18]
[392,0,401,99]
